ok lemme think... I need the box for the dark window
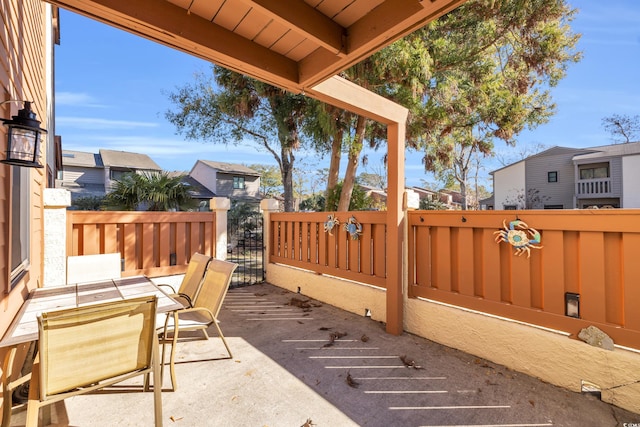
[544,204,564,209]
[547,171,557,183]
[110,169,127,181]
[10,167,30,289]
[233,176,245,189]
[503,204,517,210]
[579,165,609,180]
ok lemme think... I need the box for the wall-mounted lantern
[1,101,47,168]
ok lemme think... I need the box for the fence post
[260,199,279,268]
[43,189,71,286]
[210,197,231,260]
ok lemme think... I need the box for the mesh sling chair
[160,259,238,390]
[156,252,211,310]
[26,296,163,427]
[155,252,211,384]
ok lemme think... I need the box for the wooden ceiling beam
[46,0,301,91]
[241,0,346,56]
[298,0,467,89]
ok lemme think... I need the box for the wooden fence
[408,209,640,350]
[67,211,217,277]
[268,211,387,288]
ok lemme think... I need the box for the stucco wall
[405,296,640,414]
[266,263,640,414]
[267,264,386,322]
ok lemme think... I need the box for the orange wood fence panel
[67,211,216,278]
[269,212,387,289]
[408,210,640,350]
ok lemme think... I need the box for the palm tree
[103,171,197,211]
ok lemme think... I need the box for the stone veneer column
[43,188,71,287]
[209,197,231,261]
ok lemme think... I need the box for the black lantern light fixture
[1,101,47,168]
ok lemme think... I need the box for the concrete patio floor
[11,282,640,426]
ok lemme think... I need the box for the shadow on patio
[10,283,638,427]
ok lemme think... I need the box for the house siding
[190,161,218,194]
[62,166,104,186]
[216,172,260,199]
[493,161,525,209]
[0,0,52,373]
[622,154,640,207]
[610,156,623,197]
[526,150,577,209]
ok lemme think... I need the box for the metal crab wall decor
[324,214,340,235]
[494,219,542,258]
[344,216,363,240]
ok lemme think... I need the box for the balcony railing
[576,178,612,197]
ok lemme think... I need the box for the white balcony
[576,177,613,197]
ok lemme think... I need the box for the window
[10,167,30,288]
[547,171,557,183]
[110,169,128,181]
[503,204,517,210]
[579,164,609,180]
[233,176,245,189]
[544,204,564,209]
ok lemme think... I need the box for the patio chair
[66,252,122,284]
[156,252,211,308]
[25,296,162,427]
[160,259,238,390]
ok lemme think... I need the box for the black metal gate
[227,213,264,287]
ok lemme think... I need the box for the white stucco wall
[494,161,526,209]
[622,154,640,208]
[43,189,71,286]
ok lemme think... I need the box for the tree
[410,0,581,210]
[419,198,448,210]
[299,194,325,212]
[166,66,308,211]
[358,162,387,189]
[250,164,282,197]
[503,188,550,210]
[71,195,105,211]
[102,171,197,211]
[325,182,375,212]
[602,114,640,144]
[495,142,548,167]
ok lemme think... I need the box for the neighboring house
[57,149,161,200]
[355,186,463,210]
[490,142,640,209]
[410,187,462,210]
[168,172,216,211]
[189,160,262,204]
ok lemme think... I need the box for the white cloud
[56,116,159,130]
[55,92,105,107]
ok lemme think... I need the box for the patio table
[0,276,182,427]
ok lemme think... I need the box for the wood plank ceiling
[44,0,467,93]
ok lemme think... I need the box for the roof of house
[61,150,103,168]
[99,149,162,171]
[572,141,640,161]
[167,172,217,199]
[489,146,592,175]
[195,160,261,177]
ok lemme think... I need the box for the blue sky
[55,1,640,190]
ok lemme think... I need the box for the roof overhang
[44,0,467,94]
